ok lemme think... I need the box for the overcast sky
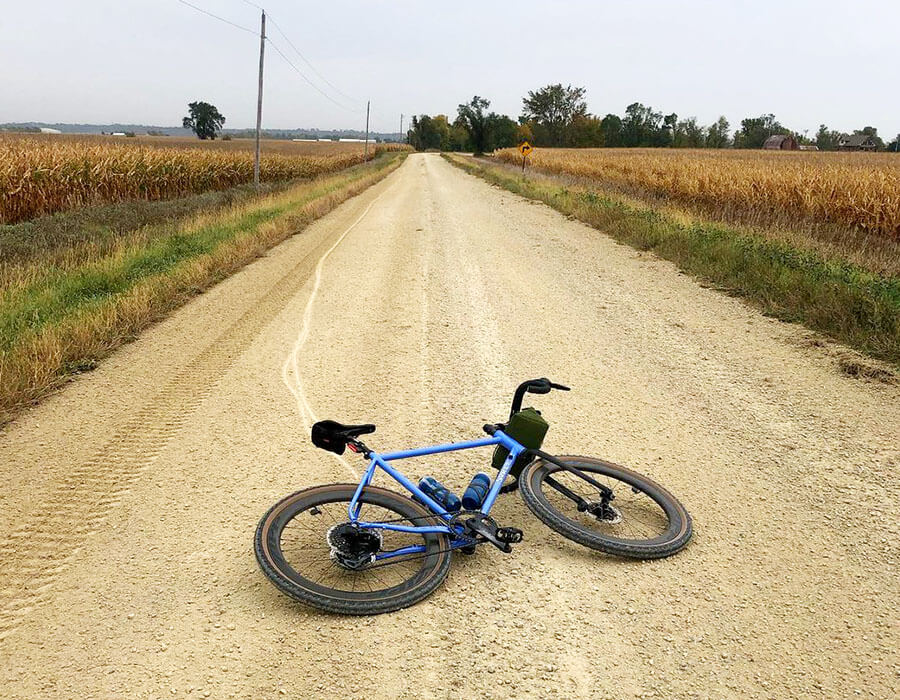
[2,0,898,137]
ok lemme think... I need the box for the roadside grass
[0,153,406,425]
[445,154,900,368]
[1,179,297,291]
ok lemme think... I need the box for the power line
[265,37,364,113]
[177,0,257,35]
[233,1,359,107]
[179,1,369,123]
[265,15,360,107]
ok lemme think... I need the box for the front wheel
[255,484,452,614]
[520,456,692,559]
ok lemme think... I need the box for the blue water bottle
[418,476,461,512]
[462,472,491,510]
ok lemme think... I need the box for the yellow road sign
[518,141,533,157]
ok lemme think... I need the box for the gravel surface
[0,154,897,699]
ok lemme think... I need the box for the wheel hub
[584,502,622,524]
[327,523,382,570]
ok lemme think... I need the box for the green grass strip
[0,155,400,353]
[446,155,900,366]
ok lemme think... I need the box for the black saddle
[311,420,376,455]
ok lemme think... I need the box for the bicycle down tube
[347,430,525,552]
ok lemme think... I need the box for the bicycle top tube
[347,429,525,528]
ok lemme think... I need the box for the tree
[659,112,678,147]
[521,84,588,146]
[815,124,842,151]
[182,101,225,140]
[854,126,885,150]
[516,121,533,145]
[457,96,492,154]
[408,114,444,150]
[406,114,419,151]
[431,115,453,151]
[887,134,900,153]
[488,114,519,149]
[599,114,624,147]
[733,114,784,149]
[706,116,731,148]
[673,117,705,148]
[622,102,664,147]
[448,121,470,151]
[569,114,604,147]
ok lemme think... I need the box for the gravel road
[1,154,897,699]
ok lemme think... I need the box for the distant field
[496,148,900,242]
[0,132,383,155]
[0,133,409,223]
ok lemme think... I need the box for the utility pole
[400,113,404,143]
[364,100,370,160]
[254,10,266,188]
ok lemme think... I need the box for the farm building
[39,127,62,134]
[838,134,878,151]
[763,134,799,150]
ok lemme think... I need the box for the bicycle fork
[525,449,616,511]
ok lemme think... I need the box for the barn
[763,134,799,150]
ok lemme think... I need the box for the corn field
[497,147,900,239]
[0,135,408,224]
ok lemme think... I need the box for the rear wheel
[520,456,692,559]
[255,484,451,615]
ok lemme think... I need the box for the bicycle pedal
[496,527,523,544]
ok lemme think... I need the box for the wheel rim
[533,460,678,546]
[264,490,446,600]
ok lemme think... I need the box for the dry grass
[496,148,900,241]
[0,152,406,425]
[0,133,409,224]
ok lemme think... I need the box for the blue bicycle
[255,379,692,614]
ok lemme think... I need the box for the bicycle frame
[347,429,525,561]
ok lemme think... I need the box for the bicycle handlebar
[509,378,569,418]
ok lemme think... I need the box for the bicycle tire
[520,455,692,559]
[255,484,452,615]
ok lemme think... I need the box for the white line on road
[281,192,385,479]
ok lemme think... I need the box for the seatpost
[346,439,371,458]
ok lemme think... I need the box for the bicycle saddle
[311,420,376,455]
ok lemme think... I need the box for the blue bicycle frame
[346,429,525,561]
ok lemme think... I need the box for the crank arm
[462,515,512,553]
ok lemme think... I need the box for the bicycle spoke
[540,464,671,543]
[273,496,443,594]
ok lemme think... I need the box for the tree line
[408,84,899,153]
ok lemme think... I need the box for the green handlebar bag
[492,407,549,478]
